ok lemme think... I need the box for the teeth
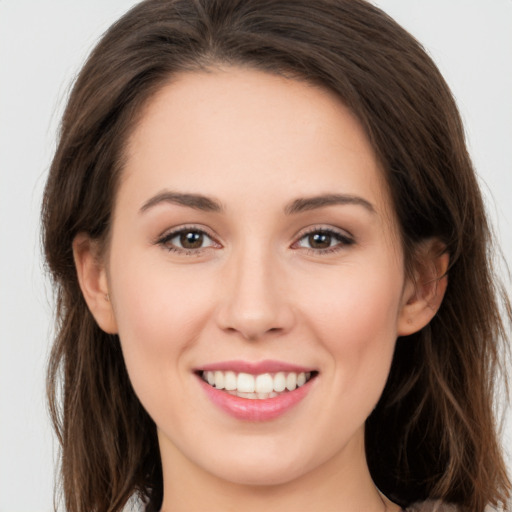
[214,371,224,390]
[255,373,273,394]
[274,372,286,392]
[224,371,237,391]
[202,370,314,396]
[286,372,297,391]
[237,391,258,399]
[237,373,255,393]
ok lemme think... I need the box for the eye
[294,228,354,253]
[157,227,219,253]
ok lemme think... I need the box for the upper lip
[195,359,316,375]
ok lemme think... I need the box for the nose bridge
[217,239,293,340]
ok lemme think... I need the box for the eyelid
[153,223,354,255]
[155,224,222,253]
[292,225,355,253]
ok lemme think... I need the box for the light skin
[74,67,448,512]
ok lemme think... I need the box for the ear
[397,239,449,336]
[73,233,118,334]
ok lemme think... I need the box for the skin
[74,67,448,512]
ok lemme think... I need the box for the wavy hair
[42,1,511,511]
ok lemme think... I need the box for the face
[97,68,415,489]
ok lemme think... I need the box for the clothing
[406,501,459,511]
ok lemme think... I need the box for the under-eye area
[197,370,319,399]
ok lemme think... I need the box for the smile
[195,362,318,421]
[200,370,314,399]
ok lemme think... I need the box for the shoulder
[405,501,459,512]
[406,500,505,511]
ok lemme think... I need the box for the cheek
[307,262,402,340]
[107,255,215,398]
[302,262,403,394]
[111,253,213,338]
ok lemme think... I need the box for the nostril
[222,324,285,342]
[214,274,296,340]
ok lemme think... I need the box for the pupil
[180,231,203,249]
[309,232,331,249]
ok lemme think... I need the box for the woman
[42,0,511,511]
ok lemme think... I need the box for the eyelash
[156,226,354,255]
[293,227,355,255]
[156,226,220,255]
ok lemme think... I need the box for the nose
[215,246,295,341]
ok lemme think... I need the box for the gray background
[1,1,510,510]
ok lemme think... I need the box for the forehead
[121,67,393,221]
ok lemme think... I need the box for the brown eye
[308,232,332,249]
[295,228,354,252]
[159,228,217,253]
[179,231,204,249]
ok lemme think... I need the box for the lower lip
[197,376,315,421]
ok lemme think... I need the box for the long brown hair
[42,1,511,511]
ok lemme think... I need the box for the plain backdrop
[0,1,511,511]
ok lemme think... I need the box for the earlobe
[72,233,118,334]
[397,241,449,337]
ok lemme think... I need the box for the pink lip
[196,359,315,375]
[196,372,316,422]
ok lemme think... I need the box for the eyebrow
[140,191,223,214]
[284,194,375,215]
[139,190,375,216]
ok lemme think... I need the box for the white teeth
[236,390,280,399]
[224,371,237,391]
[286,372,297,391]
[202,369,315,397]
[273,372,286,392]
[214,371,224,390]
[255,373,273,394]
[237,391,258,399]
[237,373,255,393]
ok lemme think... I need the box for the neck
[158,429,397,512]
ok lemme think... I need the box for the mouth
[197,369,318,399]
[194,360,319,421]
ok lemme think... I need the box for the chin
[207,458,310,487]
[188,437,326,488]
